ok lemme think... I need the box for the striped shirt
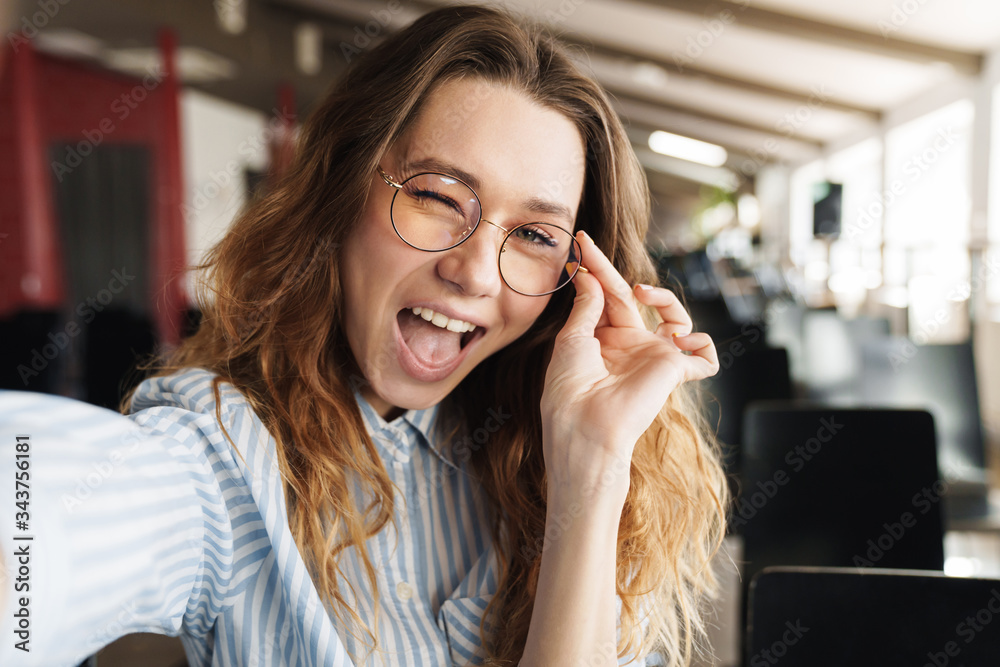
[0,367,655,666]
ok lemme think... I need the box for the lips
[394,306,485,383]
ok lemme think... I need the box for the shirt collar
[353,389,460,471]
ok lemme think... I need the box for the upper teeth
[411,307,477,333]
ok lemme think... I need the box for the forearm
[519,471,627,667]
[0,392,227,665]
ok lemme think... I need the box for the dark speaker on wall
[812,181,842,237]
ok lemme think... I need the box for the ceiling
[22,0,1000,202]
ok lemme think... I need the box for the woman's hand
[540,231,719,503]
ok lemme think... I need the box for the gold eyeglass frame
[376,165,586,296]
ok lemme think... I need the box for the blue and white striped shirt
[0,367,652,666]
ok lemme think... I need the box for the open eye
[512,224,558,247]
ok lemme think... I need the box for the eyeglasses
[377,165,582,296]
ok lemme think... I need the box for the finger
[655,321,689,339]
[633,285,692,334]
[671,333,720,378]
[576,231,645,330]
[560,265,605,340]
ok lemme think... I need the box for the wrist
[544,431,633,501]
[546,465,630,515]
[542,483,626,551]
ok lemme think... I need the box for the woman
[0,5,726,666]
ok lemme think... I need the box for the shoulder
[129,366,249,426]
[126,367,282,494]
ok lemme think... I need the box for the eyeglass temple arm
[377,165,402,189]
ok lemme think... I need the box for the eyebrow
[398,157,576,228]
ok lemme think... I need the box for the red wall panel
[0,38,186,344]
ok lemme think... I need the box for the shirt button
[396,581,414,601]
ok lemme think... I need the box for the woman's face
[341,77,586,417]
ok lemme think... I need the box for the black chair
[738,404,945,585]
[703,347,792,507]
[747,566,1000,666]
[860,339,990,520]
[83,308,157,410]
[0,309,66,394]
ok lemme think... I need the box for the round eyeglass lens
[390,173,482,251]
[499,222,582,296]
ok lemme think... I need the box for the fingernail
[579,230,592,242]
[635,284,654,291]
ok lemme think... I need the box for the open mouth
[395,306,485,382]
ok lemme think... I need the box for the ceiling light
[648,130,728,167]
[34,29,105,60]
[632,62,669,88]
[102,47,237,83]
[295,22,322,75]
[215,0,248,35]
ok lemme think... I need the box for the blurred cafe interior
[2,0,1000,665]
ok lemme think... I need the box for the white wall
[776,47,1000,474]
[180,89,271,301]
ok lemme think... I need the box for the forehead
[397,78,587,216]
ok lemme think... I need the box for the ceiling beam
[630,0,982,75]
[275,0,885,120]
[560,33,881,120]
[604,83,825,147]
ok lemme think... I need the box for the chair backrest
[748,566,1000,666]
[704,347,793,514]
[703,347,792,478]
[860,338,987,482]
[739,404,945,585]
[792,310,891,403]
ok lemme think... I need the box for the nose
[435,218,505,298]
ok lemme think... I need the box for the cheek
[499,294,551,342]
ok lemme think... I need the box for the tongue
[398,311,463,366]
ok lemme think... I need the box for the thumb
[560,269,604,340]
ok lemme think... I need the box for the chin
[368,366,463,412]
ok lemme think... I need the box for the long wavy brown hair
[131,5,728,665]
